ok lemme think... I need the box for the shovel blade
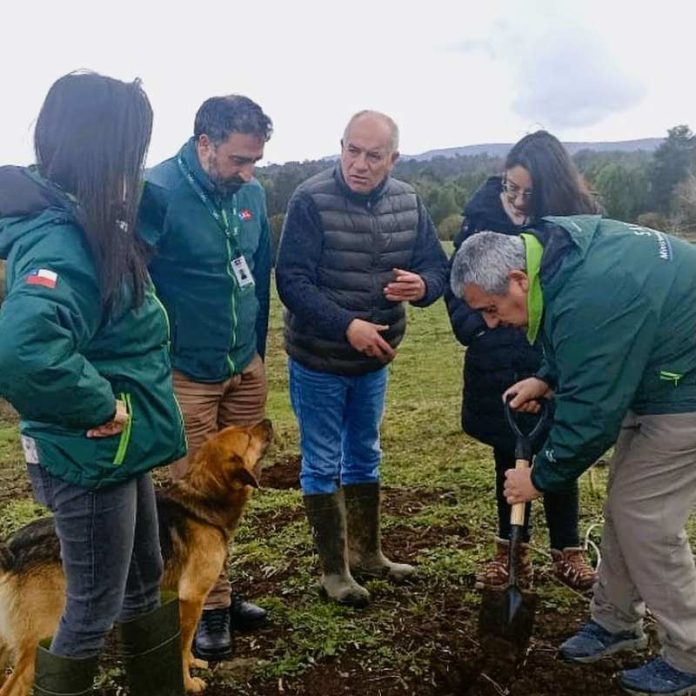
[478,585,536,651]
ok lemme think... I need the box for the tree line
[1,125,694,297]
[257,124,696,252]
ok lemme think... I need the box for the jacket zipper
[113,392,133,466]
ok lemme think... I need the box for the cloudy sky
[2,0,693,165]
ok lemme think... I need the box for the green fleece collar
[521,233,544,344]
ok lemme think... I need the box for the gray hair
[343,110,399,151]
[450,232,526,297]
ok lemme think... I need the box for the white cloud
[509,29,645,129]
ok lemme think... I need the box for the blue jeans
[27,463,163,658]
[288,358,388,494]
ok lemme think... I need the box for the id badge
[21,435,40,464]
[231,254,255,289]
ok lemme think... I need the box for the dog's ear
[235,468,260,489]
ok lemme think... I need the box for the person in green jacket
[451,216,696,695]
[138,95,273,661]
[0,72,186,695]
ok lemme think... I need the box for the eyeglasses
[502,180,533,199]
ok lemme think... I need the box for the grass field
[0,269,694,695]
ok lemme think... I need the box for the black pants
[494,447,580,549]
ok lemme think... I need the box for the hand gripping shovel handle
[504,398,549,581]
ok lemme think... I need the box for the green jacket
[138,139,272,383]
[0,166,186,489]
[527,215,696,492]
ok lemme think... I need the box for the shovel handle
[510,457,530,526]
[504,397,549,460]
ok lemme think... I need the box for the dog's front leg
[0,642,36,696]
[179,596,208,693]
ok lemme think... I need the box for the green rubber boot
[117,592,185,696]
[344,482,415,582]
[33,638,98,695]
[304,492,370,607]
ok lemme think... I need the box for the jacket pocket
[112,392,133,466]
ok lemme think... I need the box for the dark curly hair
[194,95,273,144]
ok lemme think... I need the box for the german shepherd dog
[0,419,273,695]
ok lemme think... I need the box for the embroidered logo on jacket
[239,208,253,222]
[26,269,58,289]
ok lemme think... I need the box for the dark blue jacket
[445,176,547,453]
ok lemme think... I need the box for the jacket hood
[0,166,74,259]
[464,176,521,234]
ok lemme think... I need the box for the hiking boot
[560,620,648,663]
[193,607,233,662]
[551,547,598,592]
[33,638,98,696]
[229,593,268,631]
[304,492,370,607]
[343,482,415,583]
[475,536,532,591]
[619,657,696,695]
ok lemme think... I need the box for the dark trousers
[493,448,580,549]
[28,463,163,658]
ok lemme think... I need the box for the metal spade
[478,398,549,652]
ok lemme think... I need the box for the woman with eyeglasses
[445,130,601,593]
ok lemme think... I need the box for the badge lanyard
[176,153,239,240]
[177,152,254,289]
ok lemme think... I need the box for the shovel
[478,398,549,652]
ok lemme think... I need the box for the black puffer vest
[284,167,419,376]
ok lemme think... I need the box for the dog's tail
[0,543,14,575]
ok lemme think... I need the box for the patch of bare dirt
[261,455,301,489]
[192,582,647,696]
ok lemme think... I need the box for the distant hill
[405,138,663,161]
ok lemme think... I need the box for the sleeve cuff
[530,464,547,493]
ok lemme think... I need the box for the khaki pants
[590,411,696,672]
[171,354,267,609]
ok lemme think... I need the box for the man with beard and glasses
[138,95,273,662]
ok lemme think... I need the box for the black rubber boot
[33,638,98,695]
[304,492,370,607]
[343,482,415,582]
[193,607,233,661]
[229,593,269,631]
[117,592,185,696]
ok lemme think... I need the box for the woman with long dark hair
[0,72,186,695]
[446,130,601,593]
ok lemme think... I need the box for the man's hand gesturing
[346,319,395,363]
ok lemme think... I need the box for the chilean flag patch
[239,208,253,222]
[26,269,58,289]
